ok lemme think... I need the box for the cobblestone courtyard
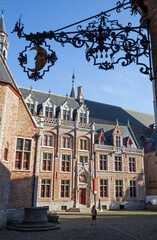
[1,212,157,240]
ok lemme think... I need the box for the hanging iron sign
[12,0,151,81]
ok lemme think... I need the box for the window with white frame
[45,107,53,118]
[61,155,71,172]
[27,103,35,114]
[42,153,52,171]
[79,156,88,163]
[41,179,51,198]
[80,113,87,123]
[115,136,121,147]
[62,136,71,149]
[61,180,70,198]
[99,155,107,170]
[115,156,122,171]
[43,134,54,147]
[15,138,31,170]
[63,110,70,120]
[79,138,88,150]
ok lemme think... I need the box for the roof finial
[70,70,76,98]
[49,89,51,96]
[30,85,33,92]
[72,69,75,81]
[1,5,4,15]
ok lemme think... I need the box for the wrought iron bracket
[12,0,152,81]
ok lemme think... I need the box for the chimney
[77,86,83,102]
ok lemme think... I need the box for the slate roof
[0,55,18,90]
[19,86,155,129]
[95,124,137,148]
[84,99,154,128]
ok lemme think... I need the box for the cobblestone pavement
[1,214,157,240]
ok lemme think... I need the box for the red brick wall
[0,83,38,209]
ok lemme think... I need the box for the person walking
[91,205,97,225]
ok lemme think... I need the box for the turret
[0,10,9,60]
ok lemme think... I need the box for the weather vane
[12,0,152,81]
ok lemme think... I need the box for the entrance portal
[79,189,86,205]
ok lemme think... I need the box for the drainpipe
[93,145,97,206]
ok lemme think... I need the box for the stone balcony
[94,144,144,155]
[33,116,92,130]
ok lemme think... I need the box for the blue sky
[3,0,154,114]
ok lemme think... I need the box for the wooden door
[79,188,86,204]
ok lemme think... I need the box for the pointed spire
[0,8,9,60]
[70,70,76,98]
[0,8,7,35]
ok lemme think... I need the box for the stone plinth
[7,207,60,231]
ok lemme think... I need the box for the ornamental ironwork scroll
[12,0,151,81]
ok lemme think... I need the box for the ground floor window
[41,179,51,198]
[61,180,70,198]
[115,180,123,197]
[130,180,136,198]
[100,179,108,197]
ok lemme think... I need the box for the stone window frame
[40,178,51,198]
[100,179,108,198]
[99,154,108,171]
[60,134,73,150]
[114,155,123,172]
[43,133,55,148]
[41,152,53,172]
[79,155,89,164]
[115,179,123,198]
[60,154,71,172]
[79,137,89,151]
[45,106,53,118]
[60,179,71,199]
[128,157,136,172]
[129,180,137,198]
[42,99,56,119]
[13,137,32,171]
[25,95,38,115]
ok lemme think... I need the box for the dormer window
[116,136,121,147]
[63,110,70,120]
[27,103,35,114]
[80,113,87,123]
[45,107,53,118]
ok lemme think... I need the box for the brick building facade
[0,4,157,227]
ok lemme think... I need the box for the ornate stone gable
[112,120,123,147]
